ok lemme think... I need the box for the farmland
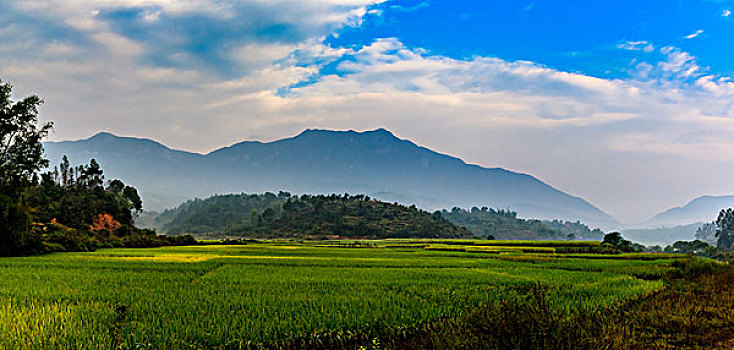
[0,240,728,349]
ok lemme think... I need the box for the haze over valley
[44,128,734,245]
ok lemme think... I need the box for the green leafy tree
[602,232,635,253]
[0,80,53,192]
[28,158,145,229]
[0,79,53,255]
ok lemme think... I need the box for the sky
[1,0,733,223]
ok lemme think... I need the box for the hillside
[44,129,618,228]
[645,196,734,227]
[440,207,604,240]
[155,193,472,239]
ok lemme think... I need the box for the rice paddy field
[0,240,719,349]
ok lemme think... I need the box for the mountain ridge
[43,129,619,229]
[644,195,734,228]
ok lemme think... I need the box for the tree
[262,207,276,221]
[602,231,624,246]
[716,208,734,250]
[0,80,53,193]
[28,158,144,229]
[122,185,142,213]
[0,79,52,255]
[602,232,634,253]
[695,222,717,245]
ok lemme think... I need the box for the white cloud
[723,9,731,17]
[684,29,704,39]
[3,0,386,77]
[92,32,145,57]
[618,40,654,53]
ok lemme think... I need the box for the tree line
[0,79,193,255]
[439,207,604,241]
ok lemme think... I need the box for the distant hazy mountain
[43,129,618,228]
[622,223,704,247]
[645,195,734,228]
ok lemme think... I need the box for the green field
[0,240,684,349]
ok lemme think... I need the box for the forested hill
[441,207,604,240]
[147,193,604,241]
[153,193,472,239]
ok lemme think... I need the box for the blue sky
[1,0,733,223]
[330,0,734,79]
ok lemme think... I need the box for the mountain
[645,195,734,228]
[43,129,618,228]
[622,223,704,247]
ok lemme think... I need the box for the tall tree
[716,208,734,250]
[0,79,53,255]
[0,80,53,192]
[695,222,717,245]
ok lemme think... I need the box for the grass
[394,258,734,350]
[0,240,714,349]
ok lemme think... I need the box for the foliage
[0,79,53,194]
[26,157,143,230]
[29,220,197,253]
[161,193,472,239]
[0,80,165,256]
[663,239,719,258]
[0,79,53,256]
[0,192,33,256]
[695,222,717,245]
[17,157,194,254]
[159,192,287,234]
[441,207,563,240]
[536,219,604,240]
[601,231,641,253]
[716,208,734,250]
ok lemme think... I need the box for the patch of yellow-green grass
[0,298,114,350]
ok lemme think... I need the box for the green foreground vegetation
[0,240,730,349]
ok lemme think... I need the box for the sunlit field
[0,240,683,349]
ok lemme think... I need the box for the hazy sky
[1,0,733,223]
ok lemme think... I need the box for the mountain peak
[88,131,119,140]
[367,128,394,136]
[65,131,178,154]
[296,128,397,139]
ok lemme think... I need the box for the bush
[670,257,726,279]
[0,193,38,256]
